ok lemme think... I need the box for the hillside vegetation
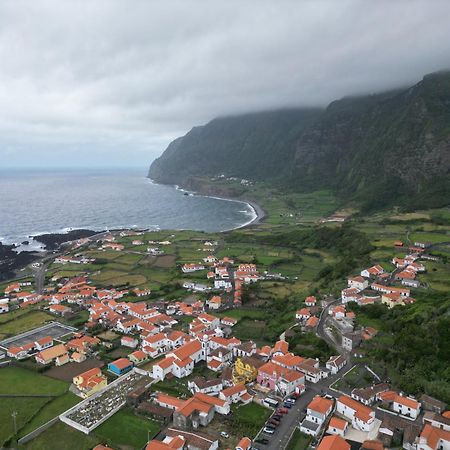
[149,71,450,211]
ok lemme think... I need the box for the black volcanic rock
[33,229,98,250]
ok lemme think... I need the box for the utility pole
[11,411,18,437]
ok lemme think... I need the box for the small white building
[326,355,347,375]
[0,298,10,314]
[347,276,369,291]
[392,395,421,419]
[300,395,333,436]
[336,395,376,432]
[327,416,349,437]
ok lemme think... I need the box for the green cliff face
[149,71,450,210]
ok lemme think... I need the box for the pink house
[257,361,305,396]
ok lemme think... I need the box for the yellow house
[73,367,107,398]
[382,293,406,308]
[233,356,264,384]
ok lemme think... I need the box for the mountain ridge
[149,71,450,210]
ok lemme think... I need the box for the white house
[327,416,349,437]
[336,395,376,432]
[188,377,223,395]
[392,395,421,419]
[0,298,10,314]
[300,396,333,436]
[172,357,194,378]
[341,288,361,304]
[417,424,450,450]
[34,336,53,351]
[142,333,168,352]
[152,357,175,380]
[347,276,368,291]
[219,384,252,405]
[296,308,311,321]
[360,265,384,278]
[326,355,347,375]
[182,264,205,273]
[214,279,232,290]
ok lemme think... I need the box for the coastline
[153,177,266,230]
[0,181,265,278]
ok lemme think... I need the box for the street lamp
[11,411,18,437]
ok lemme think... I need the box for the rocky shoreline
[32,229,99,251]
[0,184,265,279]
[0,243,40,281]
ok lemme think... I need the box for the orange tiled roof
[308,395,333,414]
[317,436,350,450]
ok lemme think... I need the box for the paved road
[249,297,355,450]
[33,260,50,294]
[255,366,355,450]
[316,297,346,355]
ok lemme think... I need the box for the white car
[220,432,229,438]
[263,427,275,434]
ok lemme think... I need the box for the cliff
[149,71,450,210]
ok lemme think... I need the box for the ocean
[0,168,256,251]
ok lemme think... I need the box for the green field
[0,311,54,337]
[230,402,271,437]
[19,392,80,438]
[216,308,267,320]
[286,429,311,450]
[1,397,50,447]
[410,231,450,244]
[233,318,268,343]
[420,261,450,291]
[22,421,100,450]
[332,364,376,392]
[95,409,160,448]
[0,367,68,396]
[0,307,39,325]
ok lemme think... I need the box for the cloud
[0,0,449,167]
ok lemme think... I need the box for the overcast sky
[0,0,449,169]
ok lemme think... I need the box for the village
[0,220,449,450]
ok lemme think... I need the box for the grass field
[0,367,69,396]
[22,421,100,450]
[216,308,267,320]
[332,364,375,391]
[0,307,39,324]
[95,408,160,448]
[231,402,271,437]
[410,232,450,244]
[1,397,50,447]
[421,261,450,291]
[19,392,80,438]
[0,311,54,337]
[233,318,268,343]
[286,429,311,450]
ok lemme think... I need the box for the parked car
[283,402,292,408]
[277,408,289,414]
[220,431,229,438]
[286,397,296,403]
[272,414,282,420]
[263,426,275,434]
[269,419,280,427]
[255,438,269,445]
